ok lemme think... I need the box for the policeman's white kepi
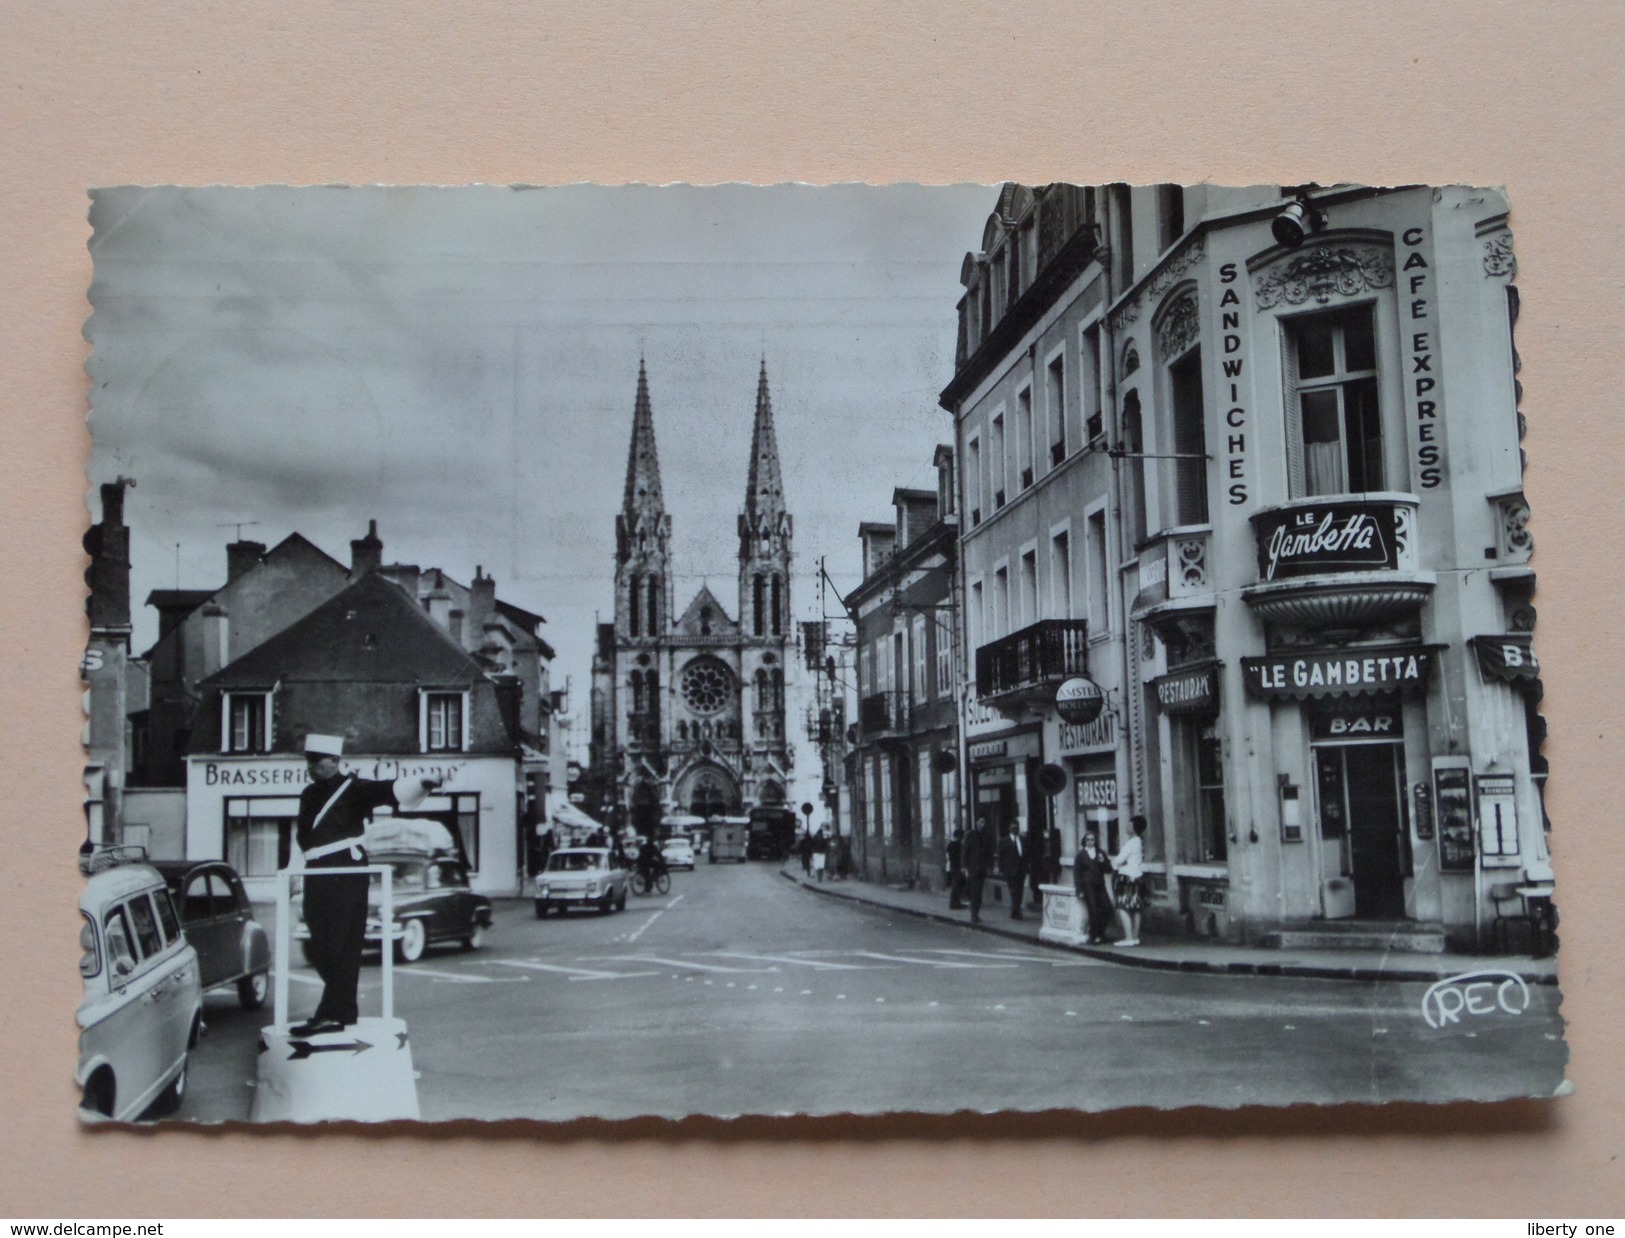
[304,733,345,757]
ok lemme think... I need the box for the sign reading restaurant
[1252,500,1402,581]
[1241,645,1441,699]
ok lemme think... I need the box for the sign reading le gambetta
[1242,645,1439,700]
[1253,500,1401,581]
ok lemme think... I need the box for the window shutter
[1281,322,1305,499]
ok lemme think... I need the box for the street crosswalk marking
[707,951,875,970]
[389,965,523,984]
[482,959,635,980]
[850,951,1016,969]
[919,948,1060,964]
[612,954,778,974]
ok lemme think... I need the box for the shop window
[225,797,296,876]
[223,690,270,754]
[1173,718,1227,863]
[1287,304,1382,496]
[423,691,466,753]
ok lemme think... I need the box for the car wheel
[463,923,486,951]
[238,970,269,1010]
[148,1055,188,1118]
[597,892,613,915]
[534,900,548,918]
[615,888,627,911]
[395,918,427,963]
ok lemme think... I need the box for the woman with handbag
[1111,815,1148,947]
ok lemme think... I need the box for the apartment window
[223,691,270,754]
[1080,323,1103,446]
[1169,348,1209,526]
[968,580,984,654]
[993,566,1010,639]
[936,624,953,697]
[967,434,982,526]
[1049,530,1072,619]
[1016,387,1034,489]
[991,413,1006,508]
[1173,718,1227,863]
[1288,305,1383,496]
[1087,510,1109,635]
[912,614,928,704]
[422,691,466,753]
[1122,391,1148,548]
[1045,353,1066,466]
[880,755,894,841]
[1019,549,1038,629]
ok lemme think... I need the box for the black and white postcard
[79,182,1564,1123]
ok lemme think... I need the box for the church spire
[744,356,786,521]
[623,358,664,515]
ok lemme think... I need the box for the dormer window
[420,689,469,753]
[222,691,271,754]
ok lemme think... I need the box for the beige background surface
[3,0,1621,1217]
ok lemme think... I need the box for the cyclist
[636,836,668,890]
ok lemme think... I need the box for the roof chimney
[469,565,496,643]
[350,519,383,577]
[226,540,266,583]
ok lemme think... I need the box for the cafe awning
[1470,634,1540,685]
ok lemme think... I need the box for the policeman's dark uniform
[297,760,434,1028]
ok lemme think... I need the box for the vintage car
[534,847,629,917]
[660,835,696,871]
[77,850,204,1122]
[151,860,271,1009]
[295,849,493,964]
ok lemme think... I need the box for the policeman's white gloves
[392,775,443,812]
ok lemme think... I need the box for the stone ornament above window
[1483,231,1517,279]
[1253,244,1394,308]
[1155,291,1201,359]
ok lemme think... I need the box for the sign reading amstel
[1241,645,1441,700]
[1252,500,1403,581]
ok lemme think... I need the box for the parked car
[151,860,271,1009]
[294,849,493,964]
[661,835,696,871]
[77,849,204,1122]
[534,847,629,917]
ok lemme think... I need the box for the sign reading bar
[1154,662,1219,715]
[1241,645,1440,700]
[1252,500,1402,581]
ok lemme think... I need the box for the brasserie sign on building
[1252,500,1403,581]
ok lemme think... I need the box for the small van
[708,817,749,864]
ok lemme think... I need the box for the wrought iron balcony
[858,690,909,737]
[974,619,1090,703]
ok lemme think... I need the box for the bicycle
[631,865,671,896]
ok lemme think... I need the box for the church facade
[589,360,795,836]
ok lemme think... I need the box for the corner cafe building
[1114,183,1548,950]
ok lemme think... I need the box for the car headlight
[586,881,599,896]
[539,883,551,898]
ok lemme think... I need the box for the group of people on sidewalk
[944,815,1148,946]
[797,828,854,882]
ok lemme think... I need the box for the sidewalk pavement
[779,864,1560,986]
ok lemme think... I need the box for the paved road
[181,862,1566,1122]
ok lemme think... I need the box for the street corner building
[587,360,797,842]
[95,514,563,900]
[933,183,1548,953]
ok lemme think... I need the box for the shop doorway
[1314,742,1407,919]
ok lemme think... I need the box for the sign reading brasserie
[1073,775,1118,811]
[1252,500,1401,581]
[1241,645,1439,700]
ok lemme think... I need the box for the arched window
[753,574,765,635]
[770,574,783,636]
[755,668,769,712]
[629,670,644,714]
[628,574,642,637]
[646,573,661,635]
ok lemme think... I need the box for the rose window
[680,661,730,715]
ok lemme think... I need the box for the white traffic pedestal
[250,1016,418,1122]
[252,864,420,1123]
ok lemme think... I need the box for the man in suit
[945,828,966,909]
[998,822,1028,921]
[963,818,990,923]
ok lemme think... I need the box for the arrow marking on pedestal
[287,1038,373,1060]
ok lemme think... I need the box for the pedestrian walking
[1073,830,1114,944]
[811,828,829,881]
[798,830,814,876]
[998,822,1028,921]
[964,818,990,923]
[290,732,440,1036]
[1111,814,1149,947]
[945,828,966,909]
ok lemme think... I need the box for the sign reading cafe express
[1241,645,1440,700]
[1252,500,1402,581]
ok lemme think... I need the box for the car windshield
[548,852,602,872]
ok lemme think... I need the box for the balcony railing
[858,690,909,737]
[975,619,1089,701]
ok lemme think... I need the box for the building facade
[589,361,796,836]
[845,453,961,886]
[944,182,1544,949]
